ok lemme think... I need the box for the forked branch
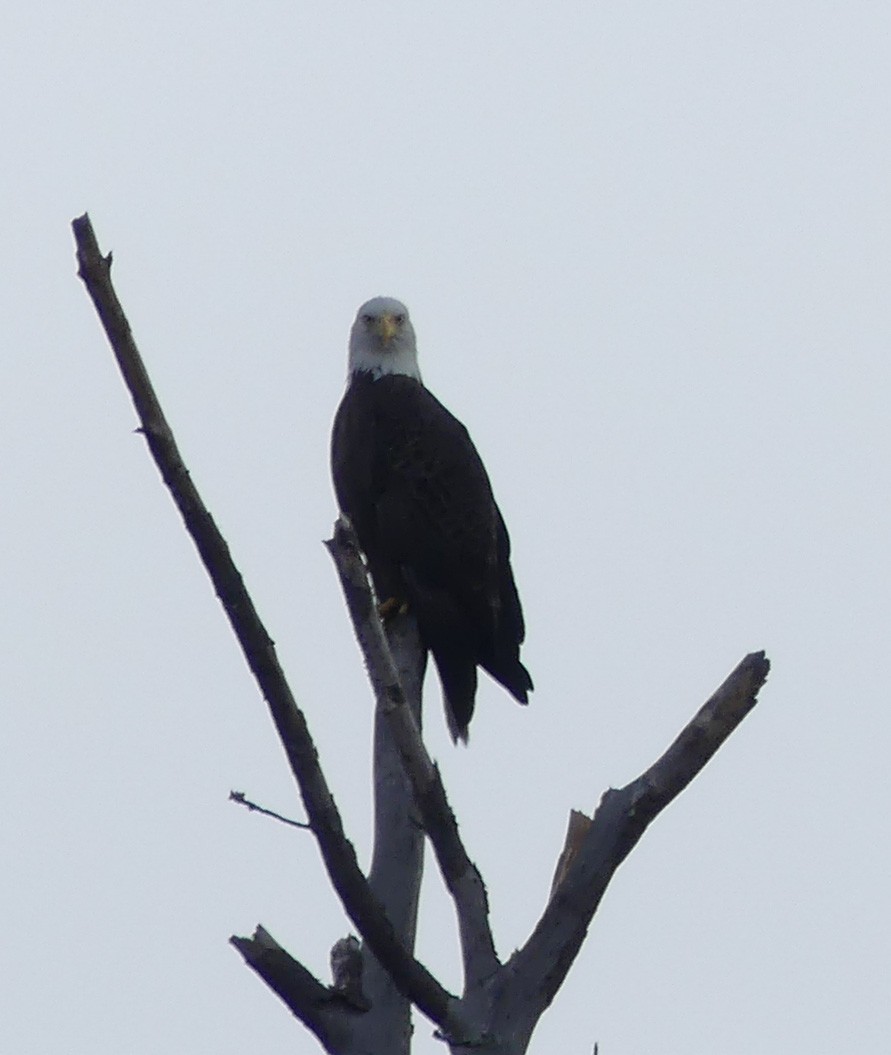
[71,213,459,1038]
[327,520,499,989]
[502,651,770,1043]
[74,213,770,1055]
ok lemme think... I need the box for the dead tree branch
[229,790,311,829]
[231,927,350,1051]
[497,651,771,1049]
[326,520,500,992]
[75,213,769,1054]
[352,583,427,1051]
[72,213,462,1041]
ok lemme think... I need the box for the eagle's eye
[361,314,374,325]
[394,314,405,325]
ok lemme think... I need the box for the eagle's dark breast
[331,372,531,739]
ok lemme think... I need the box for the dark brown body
[331,372,532,739]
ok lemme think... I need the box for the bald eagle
[331,297,532,742]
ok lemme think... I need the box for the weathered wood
[327,522,500,995]
[73,214,457,1048]
[75,213,770,1054]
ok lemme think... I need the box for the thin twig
[229,790,311,830]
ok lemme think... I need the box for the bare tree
[73,213,770,1055]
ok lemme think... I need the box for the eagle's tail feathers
[432,649,477,744]
[482,655,534,705]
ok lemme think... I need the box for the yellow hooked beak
[374,314,399,343]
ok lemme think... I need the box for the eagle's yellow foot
[378,596,409,621]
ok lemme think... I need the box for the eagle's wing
[332,373,531,740]
[371,377,501,625]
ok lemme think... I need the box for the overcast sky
[5,4,890,1053]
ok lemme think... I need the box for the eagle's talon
[377,596,409,621]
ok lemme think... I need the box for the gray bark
[362,613,426,1055]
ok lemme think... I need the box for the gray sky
[5,3,890,1052]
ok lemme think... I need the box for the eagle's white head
[348,296,422,382]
